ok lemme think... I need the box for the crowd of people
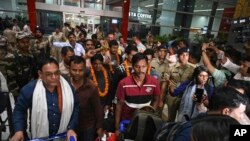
[0,19,250,141]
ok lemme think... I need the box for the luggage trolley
[27,132,75,141]
[0,92,14,140]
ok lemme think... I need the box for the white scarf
[0,72,8,92]
[31,76,74,139]
[177,84,207,122]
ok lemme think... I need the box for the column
[27,0,37,33]
[121,0,130,42]
[159,0,178,36]
[175,0,195,38]
[11,0,17,17]
[151,0,159,35]
[207,1,218,36]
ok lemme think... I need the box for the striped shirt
[116,75,160,120]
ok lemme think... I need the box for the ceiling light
[194,8,224,12]
[145,2,164,7]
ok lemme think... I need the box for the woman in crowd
[173,65,214,121]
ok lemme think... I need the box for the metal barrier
[27,132,75,141]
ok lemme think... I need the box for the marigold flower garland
[109,53,120,74]
[124,60,131,76]
[90,66,109,97]
[124,60,151,76]
[147,64,151,75]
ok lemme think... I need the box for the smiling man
[11,57,79,141]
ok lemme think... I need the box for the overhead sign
[129,12,152,19]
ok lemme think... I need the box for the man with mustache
[115,53,160,136]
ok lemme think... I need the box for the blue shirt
[12,80,79,135]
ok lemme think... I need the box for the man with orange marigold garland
[69,56,104,141]
[106,40,123,75]
[90,53,113,107]
[115,53,160,136]
[109,45,138,105]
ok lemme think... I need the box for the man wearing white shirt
[132,35,146,53]
[53,33,85,57]
[220,54,250,81]
[22,20,32,35]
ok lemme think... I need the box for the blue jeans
[77,127,96,141]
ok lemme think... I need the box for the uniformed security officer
[150,45,170,111]
[0,35,19,97]
[8,32,36,100]
[30,27,51,59]
[165,47,194,122]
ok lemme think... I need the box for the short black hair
[158,44,168,51]
[125,44,138,55]
[209,87,248,111]
[91,34,97,40]
[69,55,85,67]
[91,53,104,63]
[109,40,119,48]
[132,53,148,67]
[178,39,189,47]
[191,114,239,141]
[38,57,59,71]
[227,79,249,92]
[61,46,74,56]
[143,48,154,57]
[108,32,115,35]
[67,33,76,38]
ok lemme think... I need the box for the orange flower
[90,66,109,97]
[147,64,151,75]
[124,60,130,76]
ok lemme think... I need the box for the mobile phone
[195,88,204,103]
[217,51,224,60]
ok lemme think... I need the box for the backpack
[125,106,163,141]
[154,121,192,141]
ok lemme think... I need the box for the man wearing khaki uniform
[151,45,169,108]
[165,47,194,122]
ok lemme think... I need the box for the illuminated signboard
[129,12,152,19]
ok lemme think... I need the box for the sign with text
[230,125,250,141]
[129,12,152,19]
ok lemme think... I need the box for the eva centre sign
[129,12,152,19]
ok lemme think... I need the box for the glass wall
[36,0,58,4]
[129,0,237,41]
[84,0,103,10]
[105,0,123,12]
[63,0,80,7]
[36,10,62,34]
[100,16,122,36]
[64,12,100,35]
[0,0,28,33]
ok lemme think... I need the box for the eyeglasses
[43,70,61,77]
[86,44,93,46]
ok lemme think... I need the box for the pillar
[121,0,130,42]
[27,0,37,33]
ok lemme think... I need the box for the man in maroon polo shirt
[115,53,160,135]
